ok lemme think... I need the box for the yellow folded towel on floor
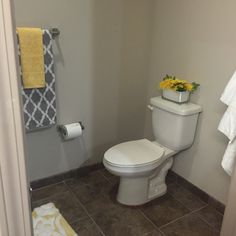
[17,27,45,89]
[32,203,78,236]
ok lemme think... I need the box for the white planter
[162,90,190,104]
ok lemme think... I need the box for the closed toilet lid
[104,139,164,167]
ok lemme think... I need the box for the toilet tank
[150,96,202,151]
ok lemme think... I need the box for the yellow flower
[185,83,193,91]
[159,75,199,92]
[160,80,172,89]
[173,79,187,84]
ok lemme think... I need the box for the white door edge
[0,0,32,235]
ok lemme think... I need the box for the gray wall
[144,0,234,204]
[14,0,155,181]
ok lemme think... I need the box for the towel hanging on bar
[218,70,236,175]
[17,27,46,89]
[17,29,57,131]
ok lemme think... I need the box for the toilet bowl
[103,96,202,206]
[103,139,177,205]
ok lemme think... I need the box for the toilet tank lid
[150,96,202,116]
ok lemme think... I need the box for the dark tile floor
[32,169,223,236]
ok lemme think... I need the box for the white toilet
[103,96,202,206]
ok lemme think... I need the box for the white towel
[220,70,236,106]
[218,106,236,142]
[218,70,236,175]
[221,139,236,176]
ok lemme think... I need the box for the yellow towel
[17,27,45,89]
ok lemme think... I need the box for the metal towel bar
[49,28,60,39]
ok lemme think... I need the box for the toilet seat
[104,139,164,168]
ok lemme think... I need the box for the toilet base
[116,157,173,206]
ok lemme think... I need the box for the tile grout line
[165,191,203,214]
[94,169,115,185]
[171,179,210,202]
[167,188,208,212]
[67,187,106,236]
[158,204,221,234]
[196,213,221,233]
[98,170,115,185]
[168,181,208,205]
[32,180,66,191]
[138,209,166,236]
[65,182,106,236]
[169,179,225,216]
[205,204,224,217]
[30,189,70,203]
[158,205,210,230]
[174,176,224,214]
[167,184,222,231]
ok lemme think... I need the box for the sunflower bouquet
[160,75,200,92]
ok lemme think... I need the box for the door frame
[0,0,32,235]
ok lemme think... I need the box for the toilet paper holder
[79,121,85,130]
[57,121,85,138]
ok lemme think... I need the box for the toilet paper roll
[60,123,83,140]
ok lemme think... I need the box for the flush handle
[147,105,153,111]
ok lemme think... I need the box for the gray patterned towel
[18,30,57,131]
